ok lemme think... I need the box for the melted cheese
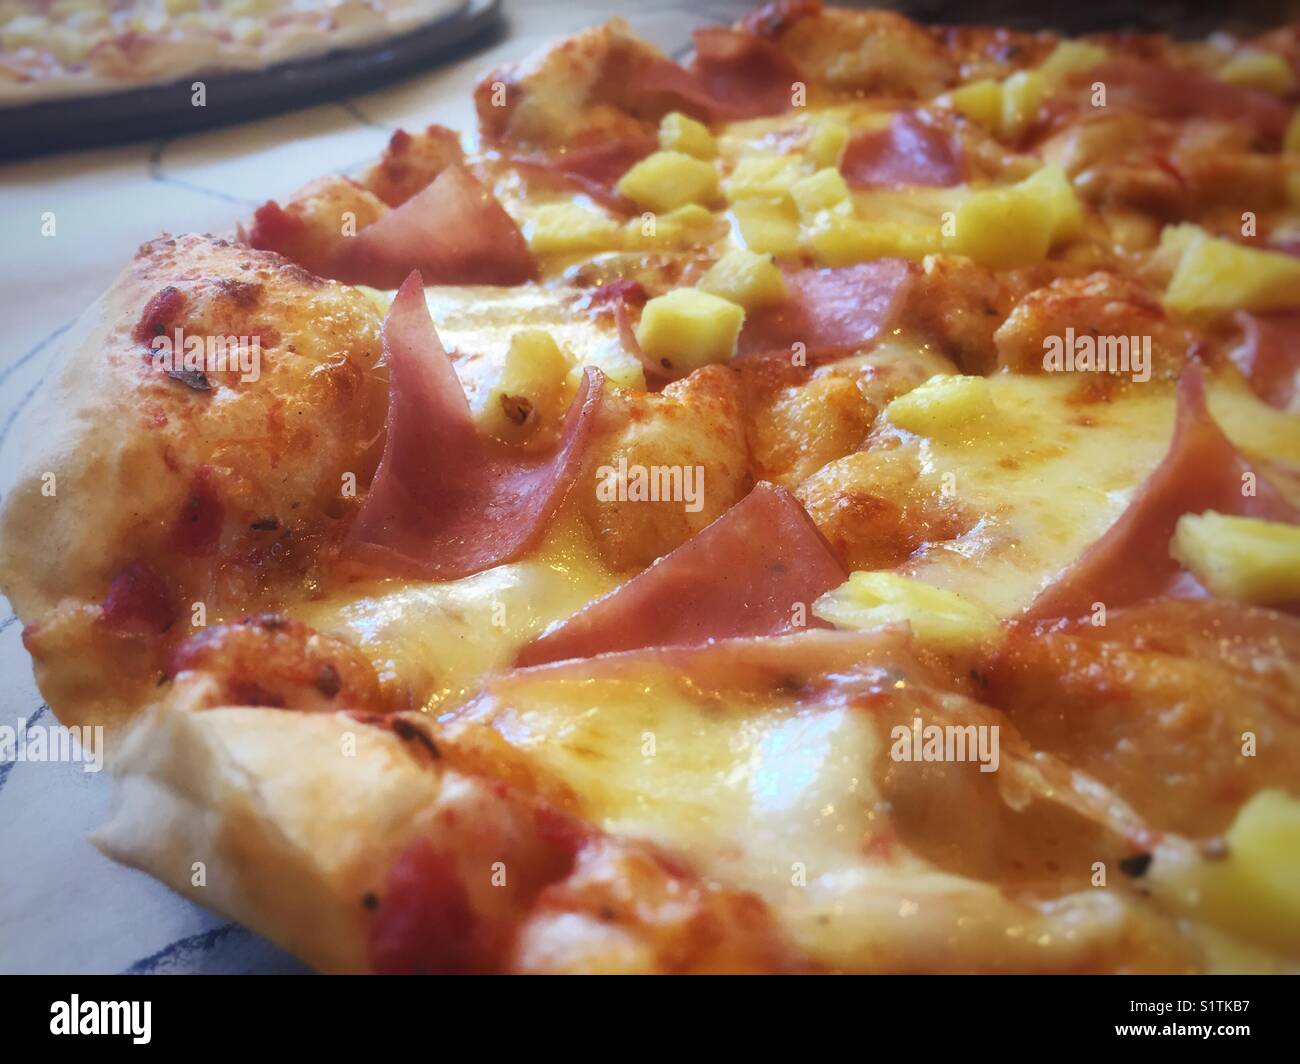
[293,517,617,713]
[440,637,1180,971]
[865,373,1300,616]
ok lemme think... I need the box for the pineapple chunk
[659,111,718,160]
[885,374,997,439]
[731,200,802,256]
[1182,790,1300,954]
[524,201,621,254]
[807,117,850,169]
[945,185,1052,268]
[573,342,646,393]
[813,571,1002,650]
[1000,70,1045,139]
[1163,227,1300,317]
[1286,109,1300,154]
[790,167,852,216]
[475,330,574,443]
[1217,50,1296,96]
[635,289,745,374]
[1170,512,1300,605]
[723,154,806,203]
[697,247,788,311]
[1037,40,1108,86]
[624,203,722,249]
[941,79,1003,130]
[616,151,721,214]
[809,214,940,266]
[1019,164,1084,241]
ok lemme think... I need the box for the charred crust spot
[362,892,380,910]
[250,516,280,531]
[392,717,441,759]
[315,662,342,698]
[1119,852,1153,878]
[167,367,211,391]
[500,394,533,425]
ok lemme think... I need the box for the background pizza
[1,0,1299,974]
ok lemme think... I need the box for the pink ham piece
[1228,310,1300,410]
[515,481,848,666]
[737,259,917,360]
[840,111,963,189]
[1095,60,1290,145]
[1025,364,1300,621]
[507,133,656,214]
[343,273,604,580]
[689,26,800,119]
[333,165,535,288]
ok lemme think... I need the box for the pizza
[2,0,1300,974]
[0,0,463,105]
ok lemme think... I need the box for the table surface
[0,0,762,975]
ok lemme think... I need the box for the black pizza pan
[0,0,503,162]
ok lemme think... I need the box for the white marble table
[0,0,758,975]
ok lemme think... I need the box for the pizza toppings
[344,274,604,580]
[840,111,964,189]
[737,260,917,360]
[516,482,846,666]
[100,562,176,634]
[1227,310,1300,410]
[332,165,536,288]
[361,124,466,208]
[167,614,386,714]
[369,840,482,975]
[1025,364,1300,620]
[689,26,802,119]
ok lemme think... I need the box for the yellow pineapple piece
[524,202,621,254]
[2,15,50,50]
[1018,164,1084,240]
[1217,50,1296,96]
[723,154,806,203]
[616,151,721,214]
[1037,40,1108,86]
[790,167,852,216]
[944,185,1053,268]
[623,203,721,249]
[806,117,850,169]
[659,111,718,160]
[1163,227,1300,317]
[476,330,575,443]
[1170,512,1300,605]
[1184,790,1300,954]
[813,571,1002,650]
[1000,70,1045,139]
[697,247,788,311]
[730,200,802,257]
[940,79,1003,129]
[808,214,940,266]
[884,374,997,439]
[635,289,745,374]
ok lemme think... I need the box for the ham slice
[508,133,656,214]
[515,482,847,666]
[343,273,604,581]
[840,111,964,189]
[1096,60,1290,145]
[333,165,535,288]
[1228,310,1300,410]
[689,26,800,119]
[737,260,917,360]
[1025,364,1300,621]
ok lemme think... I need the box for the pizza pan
[0,0,502,162]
